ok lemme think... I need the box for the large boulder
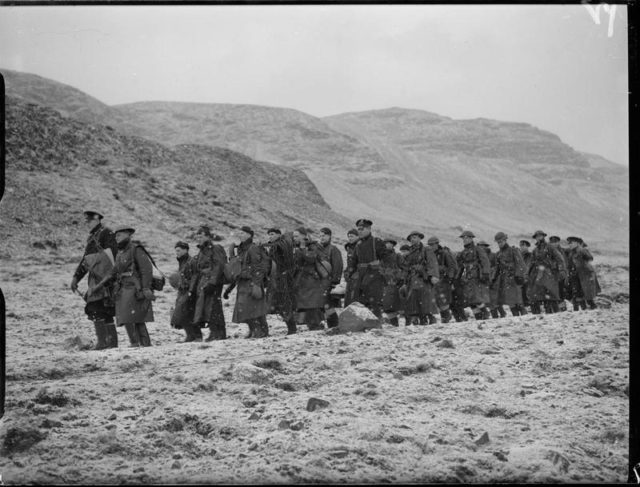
[337,302,381,333]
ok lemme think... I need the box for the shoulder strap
[135,244,166,278]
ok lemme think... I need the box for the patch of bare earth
[0,258,628,483]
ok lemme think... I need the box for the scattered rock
[172,453,182,460]
[493,451,508,462]
[171,461,181,470]
[233,362,274,385]
[3,426,47,453]
[248,443,258,451]
[62,336,93,351]
[582,387,605,397]
[248,412,261,421]
[306,397,330,412]
[290,421,304,431]
[545,450,571,473]
[34,388,77,407]
[108,413,117,421]
[105,424,116,430]
[474,432,490,446]
[436,339,455,349]
[39,419,63,429]
[336,302,381,333]
[327,449,349,458]
[278,420,292,430]
[252,358,285,372]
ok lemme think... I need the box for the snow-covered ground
[1,258,629,483]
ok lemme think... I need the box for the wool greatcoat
[190,240,227,326]
[484,248,500,310]
[232,239,270,323]
[381,251,404,313]
[350,234,392,311]
[266,233,296,320]
[566,246,601,301]
[494,245,526,306]
[456,242,491,307]
[433,245,458,310]
[528,240,566,302]
[109,240,154,325]
[401,242,439,316]
[171,254,195,329]
[293,241,329,310]
[520,250,533,306]
[343,241,359,306]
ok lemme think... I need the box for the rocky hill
[1,94,351,265]
[2,68,628,251]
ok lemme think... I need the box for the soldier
[519,240,533,310]
[317,227,344,328]
[343,229,360,307]
[549,235,569,312]
[478,240,505,318]
[528,230,567,314]
[400,231,439,325]
[264,228,298,335]
[566,236,601,310]
[493,232,527,316]
[230,226,270,338]
[381,239,404,326]
[70,209,118,350]
[170,241,198,342]
[456,230,491,321]
[427,236,458,324]
[89,225,154,347]
[349,219,392,318]
[190,226,228,341]
[292,227,327,331]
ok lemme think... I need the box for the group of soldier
[70,210,601,349]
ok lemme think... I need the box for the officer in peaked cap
[519,240,531,248]
[113,225,136,235]
[531,230,547,239]
[566,236,583,245]
[355,218,373,228]
[477,240,490,247]
[71,207,118,350]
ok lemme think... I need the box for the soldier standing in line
[549,235,569,312]
[566,236,601,310]
[292,227,327,331]
[519,240,533,311]
[456,230,491,321]
[317,227,344,328]
[230,226,270,338]
[343,229,360,307]
[427,236,458,324]
[349,219,392,318]
[528,230,567,314]
[400,231,439,325]
[493,232,527,316]
[478,240,505,318]
[264,228,298,335]
[381,239,404,327]
[170,241,198,342]
[70,209,118,350]
[190,226,228,341]
[89,225,154,347]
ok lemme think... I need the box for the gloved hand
[203,283,216,295]
[70,276,79,293]
[223,288,231,300]
[480,273,490,284]
[430,276,439,285]
[142,288,155,301]
[514,276,525,286]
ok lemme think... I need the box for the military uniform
[191,239,227,340]
[317,236,344,328]
[232,236,270,337]
[171,246,197,340]
[566,237,601,310]
[429,238,458,323]
[293,240,328,330]
[265,231,297,334]
[519,240,533,309]
[401,235,439,325]
[344,239,359,307]
[73,217,118,349]
[479,242,505,318]
[350,232,392,318]
[528,231,567,314]
[456,231,491,320]
[493,233,527,316]
[381,246,404,326]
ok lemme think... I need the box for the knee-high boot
[135,323,151,347]
[510,306,521,317]
[104,321,118,348]
[93,319,108,350]
[124,323,140,347]
[285,318,297,335]
[440,308,452,324]
[252,317,269,339]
